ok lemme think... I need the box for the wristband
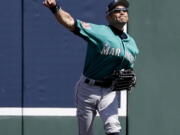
[49,4,60,14]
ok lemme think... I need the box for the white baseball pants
[75,75,121,135]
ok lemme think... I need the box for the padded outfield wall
[128,0,180,135]
[1,0,180,135]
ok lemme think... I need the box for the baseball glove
[112,69,136,91]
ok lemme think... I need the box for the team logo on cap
[81,21,91,29]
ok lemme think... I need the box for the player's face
[107,5,129,26]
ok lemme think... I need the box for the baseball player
[43,0,139,135]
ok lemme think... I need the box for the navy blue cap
[107,0,129,13]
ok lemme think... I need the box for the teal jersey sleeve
[74,19,109,51]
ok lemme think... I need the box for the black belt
[84,78,112,88]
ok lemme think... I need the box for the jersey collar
[109,25,128,39]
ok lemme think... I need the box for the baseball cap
[107,0,129,13]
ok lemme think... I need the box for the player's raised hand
[43,0,57,8]
[43,0,75,31]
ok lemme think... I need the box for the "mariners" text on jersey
[100,44,121,56]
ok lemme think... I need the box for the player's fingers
[43,0,49,7]
[47,0,52,5]
[47,0,56,6]
[43,0,55,8]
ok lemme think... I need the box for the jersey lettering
[81,21,91,29]
[101,44,121,56]
[109,48,115,55]
[101,44,110,55]
[125,51,135,63]
[115,48,121,56]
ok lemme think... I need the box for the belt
[84,78,112,88]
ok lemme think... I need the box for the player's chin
[118,17,128,23]
[117,20,128,25]
[119,18,128,23]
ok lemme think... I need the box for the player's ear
[106,14,113,24]
[106,14,111,22]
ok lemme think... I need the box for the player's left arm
[43,0,75,31]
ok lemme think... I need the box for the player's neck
[111,24,125,32]
[109,25,124,35]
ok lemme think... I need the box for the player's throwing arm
[43,0,75,31]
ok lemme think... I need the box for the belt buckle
[85,78,95,86]
[89,79,95,86]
